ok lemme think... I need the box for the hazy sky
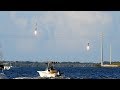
[0,11,120,62]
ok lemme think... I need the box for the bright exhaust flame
[86,43,90,51]
[86,46,90,51]
[34,30,37,36]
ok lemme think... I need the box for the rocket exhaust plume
[34,22,37,36]
[86,43,90,51]
[34,30,37,36]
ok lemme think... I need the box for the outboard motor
[57,70,63,76]
[0,65,4,70]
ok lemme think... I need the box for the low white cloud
[9,11,112,56]
[36,11,112,57]
[9,11,28,30]
[32,11,112,40]
[9,11,112,40]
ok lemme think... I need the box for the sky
[0,11,120,63]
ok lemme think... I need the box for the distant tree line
[1,60,120,67]
[0,61,102,67]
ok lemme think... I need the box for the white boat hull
[37,71,59,78]
[101,64,119,67]
[4,66,12,70]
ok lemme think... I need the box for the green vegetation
[1,61,120,67]
[111,62,120,66]
[0,61,99,67]
[95,63,101,67]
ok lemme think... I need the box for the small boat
[37,61,61,78]
[3,65,12,70]
[0,64,12,70]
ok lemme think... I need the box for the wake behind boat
[37,61,62,78]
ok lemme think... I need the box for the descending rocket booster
[34,23,37,36]
[86,43,90,51]
[34,29,37,36]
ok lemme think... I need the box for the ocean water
[1,66,120,79]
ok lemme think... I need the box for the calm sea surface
[1,67,120,79]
